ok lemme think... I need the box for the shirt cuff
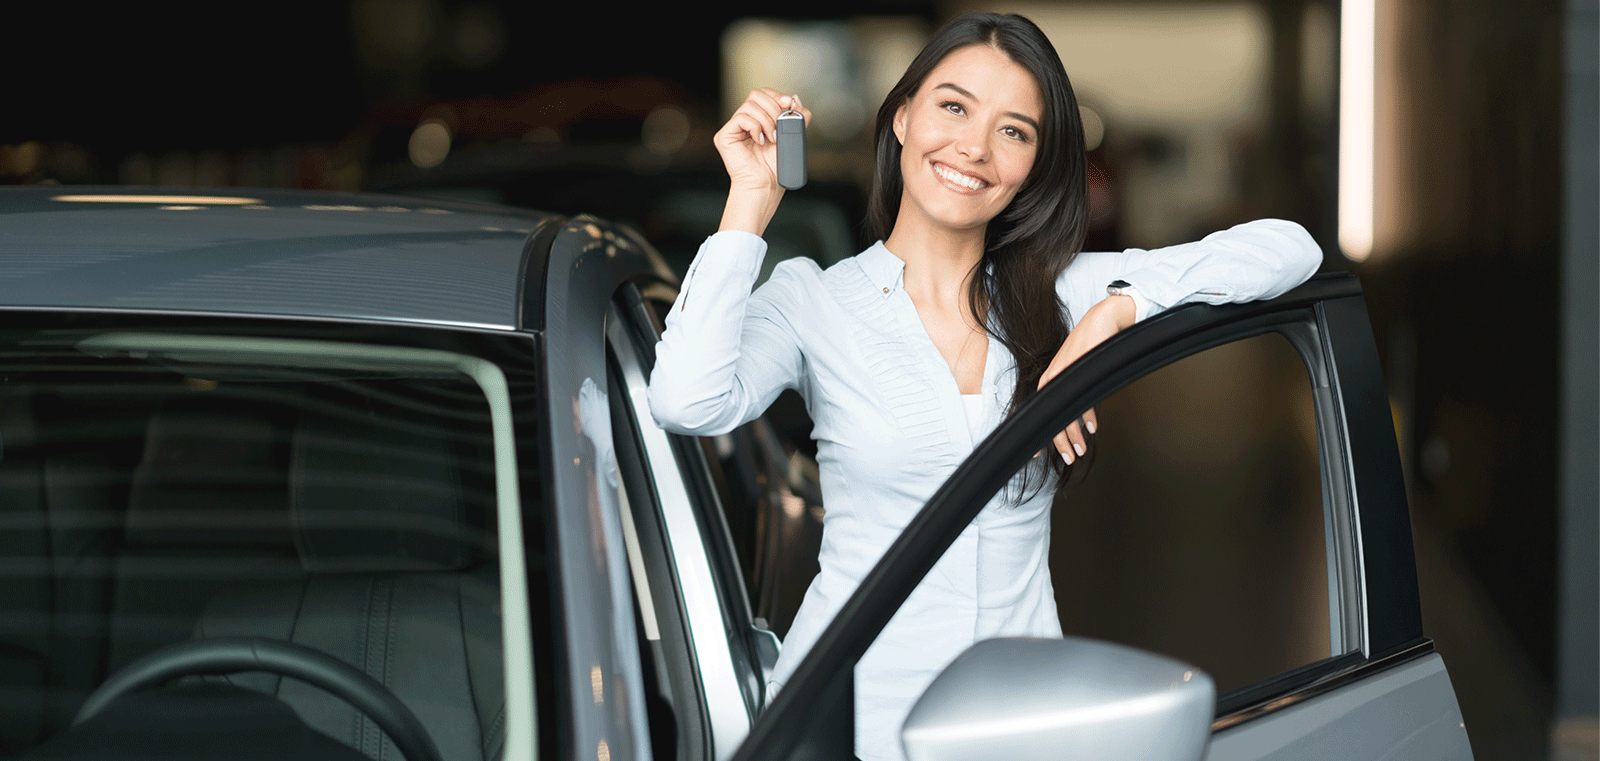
[694,229,767,280]
[1114,268,1184,320]
[1113,284,1155,322]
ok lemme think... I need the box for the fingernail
[1074,442,1085,456]
[1085,419,1096,434]
[1062,451,1073,465]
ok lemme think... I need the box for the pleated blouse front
[646,221,1322,761]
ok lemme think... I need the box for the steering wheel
[74,637,443,761]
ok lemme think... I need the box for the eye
[1001,125,1032,143]
[940,101,966,116]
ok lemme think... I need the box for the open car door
[732,272,1474,761]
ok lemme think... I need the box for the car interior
[0,339,515,761]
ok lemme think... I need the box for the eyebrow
[934,82,1041,132]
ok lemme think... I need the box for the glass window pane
[1052,331,1334,694]
[0,329,523,759]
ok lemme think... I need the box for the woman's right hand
[716,88,811,235]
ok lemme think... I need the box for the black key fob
[777,109,807,190]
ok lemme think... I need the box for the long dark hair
[867,12,1092,492]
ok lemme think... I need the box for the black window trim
[614,283,772,707]
[605,287,767,755]
[605,347,717,760]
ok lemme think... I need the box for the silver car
[0,187,1472,761]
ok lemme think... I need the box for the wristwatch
[1105,279,1151,321]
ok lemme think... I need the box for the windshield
[0,329,531,761]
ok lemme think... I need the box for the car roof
[0,187,562,331]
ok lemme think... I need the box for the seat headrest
[126,403,291,548]
[290,411,482,574]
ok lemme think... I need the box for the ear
[892,100,908,146]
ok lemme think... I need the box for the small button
[882,287,889,294]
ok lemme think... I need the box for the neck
[883,203,986,309]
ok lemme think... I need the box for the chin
[919,201,997,232]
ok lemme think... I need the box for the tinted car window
[1052,331,1339,694]
[0,330,516,761]
[605,353,712,761]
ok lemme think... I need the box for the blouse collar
[856,240,997,297]
[857,241,906,295]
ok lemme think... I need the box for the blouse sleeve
[1056,218,1323,328]
[647,230,806,436]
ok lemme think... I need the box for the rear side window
[0,329,520,760]
[1054,331,1343,694]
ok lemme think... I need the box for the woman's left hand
[1037,294,1137,464]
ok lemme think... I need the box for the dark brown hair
[867,12,1092,492]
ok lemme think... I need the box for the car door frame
[730,272,1435,761]
[537,216,771,761]
[605,290,767,759]
[536,217,667,761]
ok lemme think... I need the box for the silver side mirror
[901,637,1215,761]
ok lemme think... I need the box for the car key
[777,109,807,190]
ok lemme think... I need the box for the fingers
[734,89,811,143]
[783,94,813,126]
[732,102,777,146]
[1053,411,1096,465]
[1053,428,1074,464]
[1054,419,1086,464]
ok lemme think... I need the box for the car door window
[604,299,760,760]
[800,327,1353,754]
[734,285,1433,761]
[605,355,714,761]
[1053,330,1351,695]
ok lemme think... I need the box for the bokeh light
[409,119,452,168]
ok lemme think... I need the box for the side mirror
[901,637,1215,761]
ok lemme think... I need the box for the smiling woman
[647,12,1321,761]
[887,47,1045,229]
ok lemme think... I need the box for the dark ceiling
[3,2,939,154]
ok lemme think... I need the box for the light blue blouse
[647,221,1322,761]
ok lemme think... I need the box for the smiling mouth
[932,162,989,192]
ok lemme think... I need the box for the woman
[649,12,1321,761]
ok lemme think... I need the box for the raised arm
[1056,218,1323,327]
[647,89,812,436]
[647,232,806,435]
[1040,218,1323,463]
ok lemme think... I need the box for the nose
[954,122,990,163]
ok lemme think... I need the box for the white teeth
[934,164,986,190]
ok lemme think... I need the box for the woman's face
[892,44,1044,235]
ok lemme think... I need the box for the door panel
[1207,653,1473,760]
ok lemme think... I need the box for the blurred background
[1,1,1594,758]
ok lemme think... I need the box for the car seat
[108,400,299,673]
[191,408,504,761]
[0,395,50,752]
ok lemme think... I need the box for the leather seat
[194,409,504,761]
[0,396,50,751]
[109,402,298,673]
